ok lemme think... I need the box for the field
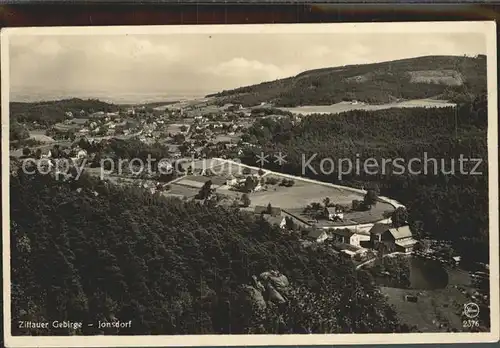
[408,70,464,86]
[250,179,358,209]
[278,99,456,115]
[29,130,55,143]
[164,183,199,198]
[165,123,190,134]
[213,134,241,143]
[176,175,227,188]
[177,158,225,172]
[380,268,474,332]
[206,162,394,226]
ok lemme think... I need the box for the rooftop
[254,205,282,217]
[369,223,391,235]
[388,225,413,240]
[308,228,326,239]
[395,238,418,247]
[262,215,285,226]
[331,229,355,238]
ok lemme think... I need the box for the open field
[408,70,464,86]
[176,175,227,188]
[278,99,456,115]
[165,183,199,198]
[187,159,396,225]
[165,123,190,134]
[249,179,360,209]
[213,134,241,143]
[380,268,474,332]
[29,130,55,143]
[209,162,261,176]
[177,158,225,172]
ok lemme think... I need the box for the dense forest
[208,55,486,106]
[10,98,119,126]
[10,169,412,335]
[239,94,489,263]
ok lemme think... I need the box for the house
[324,206,344,221]
[253,182,263,192]
[389,226,418,253]
[332,243,363,258]
[158,160,173,174]
[224,143,237,150]
[370,223,418,253]
[308,228,329,243]
[369,223,392,245]
[330,229,362,247]
[40,149,52,159]
[71,118,87,126]
[90,111,105,118]
[261,215,286,229]
[254,205,282,217]
[225,174,238,186]
[77,149,87,159]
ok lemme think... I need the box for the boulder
[268,273,289,292]
[252,275,266,293]
[266,283,286,304]
[241,285,267,311]
[259,271,272,281]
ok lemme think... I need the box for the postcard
[2,22,498,347]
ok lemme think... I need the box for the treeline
[10,169,411,335]
[10,98,119,126]
[240,95,489,263]
[210,55,486,107]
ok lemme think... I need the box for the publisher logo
[464,303,480,318]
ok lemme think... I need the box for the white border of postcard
[2,21,499,347]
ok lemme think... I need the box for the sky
[9,32,486,104]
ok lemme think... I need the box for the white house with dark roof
[330,229,362,247]
[369,223,418,253]
[324,206,344,221]
[308,228,329,243]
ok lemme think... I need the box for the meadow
[279,99,456,115]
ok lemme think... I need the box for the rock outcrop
[240,270,290,311]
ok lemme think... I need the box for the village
[10,98,490,332]
[11,98,470,264]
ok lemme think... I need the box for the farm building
[308,229,329,243]
[324,206,344,221]
[330,229,363,247]
[261,215,286,229]
[369,224,418,253]
[254,205,282,217]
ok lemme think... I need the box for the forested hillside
[10,170,410,335]
[10,98,119,125]
[208,55,486,106]
[240,94,489,263]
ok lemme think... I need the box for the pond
[374,256,449,290]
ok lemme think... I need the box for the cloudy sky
[9,32,485,103]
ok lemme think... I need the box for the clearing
[380,267,480,332]
[279,99,456,115]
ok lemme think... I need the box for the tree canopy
[10,169,408,335]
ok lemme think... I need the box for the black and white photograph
[2,22,499,347]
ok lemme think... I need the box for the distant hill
[10,98,119,126]
[208,55,487,107]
